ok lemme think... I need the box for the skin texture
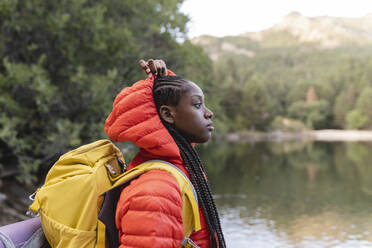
[159,81,214,143]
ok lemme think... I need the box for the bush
[288,100,331,129]
[0,0,212,183]
[346,110,370,129]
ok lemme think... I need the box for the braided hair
[153,76,226,248]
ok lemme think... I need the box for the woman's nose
[204,107,213,119]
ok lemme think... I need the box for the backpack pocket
[40,212,96,248]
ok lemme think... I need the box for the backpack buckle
[106,156,127,176]
[106,162,117,175]
[117,157,127,172]
[181,237,200,248]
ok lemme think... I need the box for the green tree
[333,86,357,128]
[236,76,271,130]
[0,0,212,183]
[356,87,372,119]
[346,110,370,129]
[288,100,331,129]
[345,87,372,129]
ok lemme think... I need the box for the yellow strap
[29,198,40,213]
[96,220,106,248]
[111,160,202,246]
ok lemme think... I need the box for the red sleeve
[167,69,176,76]
[115,170,184,248]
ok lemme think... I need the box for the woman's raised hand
[138,59,168,78]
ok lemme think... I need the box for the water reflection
[197,141,372,247]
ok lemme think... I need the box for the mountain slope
[190,12,372,131]
[192,12,372,60]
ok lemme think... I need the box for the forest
[0,0,212,183]
[2,0,372,183]
[198,35,372,133]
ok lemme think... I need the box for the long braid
[153,76,226,248]
[164,123,218,246]
[185,141,225,241]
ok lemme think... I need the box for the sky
[181,0,372,38]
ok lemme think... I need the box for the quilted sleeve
[115,170,184,248]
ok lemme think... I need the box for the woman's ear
[159,105,176,124]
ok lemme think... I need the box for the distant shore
[223,130,372,142]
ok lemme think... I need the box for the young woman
[104,60,226,248]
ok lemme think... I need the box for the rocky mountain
[192,12,372,60]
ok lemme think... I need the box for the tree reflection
[197,141,372,245]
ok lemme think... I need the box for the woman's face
[171,81,214,143]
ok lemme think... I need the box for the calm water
[198,141,372,248]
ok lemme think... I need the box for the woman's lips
[207,123,214,131]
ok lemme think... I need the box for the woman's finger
[138,60,151,77]
[155,60,162,76]
[160,60,168,76]
[148,59,157,76]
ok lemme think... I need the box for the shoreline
[222,129,372,143]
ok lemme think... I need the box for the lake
[2,140,372,247]
[198,141,372,247]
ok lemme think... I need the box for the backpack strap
[133,160,201,237]
[102,159,201,248]
[147,160,201,245]
[97,186,123,248]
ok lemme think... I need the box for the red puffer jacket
[104,71,212,248]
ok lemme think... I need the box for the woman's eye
[194,103,202,109]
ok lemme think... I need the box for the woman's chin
[194,133,212,144]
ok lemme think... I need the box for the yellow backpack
[29,139,201,248]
